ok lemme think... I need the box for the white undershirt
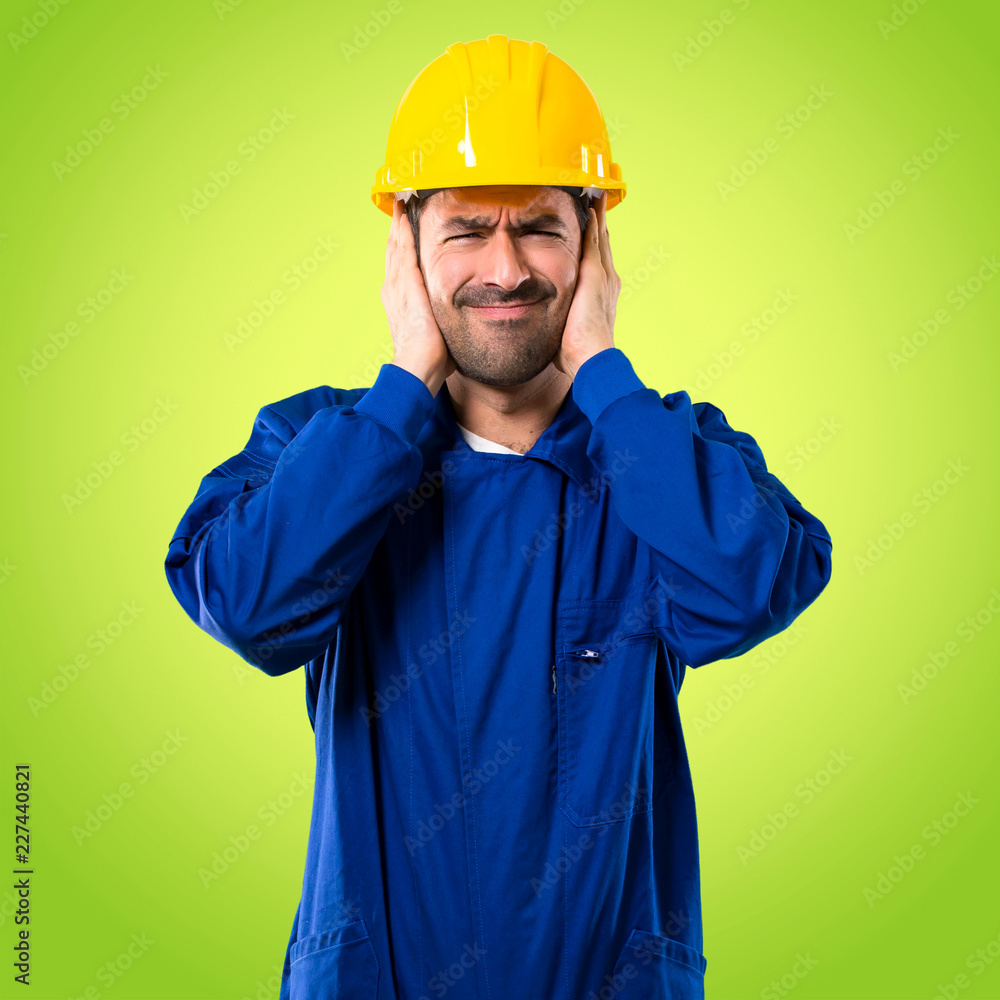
[456,422,524,455]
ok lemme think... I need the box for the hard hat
[371,34,626,216]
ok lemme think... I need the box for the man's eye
[446,230,560,242]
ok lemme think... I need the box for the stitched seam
[447,484,491,1000]
[242,454,277,472]
[563,807,569,1000]
[405,533,424,995]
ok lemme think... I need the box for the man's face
[416,185,583,388]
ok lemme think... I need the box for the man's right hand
[381,197,456,396]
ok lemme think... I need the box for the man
[164,36,832,999]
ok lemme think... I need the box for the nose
[477,230,533,295]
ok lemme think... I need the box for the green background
[2,1,998,997]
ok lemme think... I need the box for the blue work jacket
[164,347,832,999]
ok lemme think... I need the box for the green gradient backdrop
[2,2,998,998]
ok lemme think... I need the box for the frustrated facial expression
[416,186,584,387]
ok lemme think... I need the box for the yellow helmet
[371,34,626,216]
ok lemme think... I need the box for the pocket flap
[558,578,665,655]
[622,928,707,974]
[289,918,380,999]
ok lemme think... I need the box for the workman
[164,34,833,1000]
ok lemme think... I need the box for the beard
[431,284,569,388]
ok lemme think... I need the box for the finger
[597,191,614,276]
[395,198,406,253]
[399,200,421,264]
[386,198,401,271]
[583,205,600,259]
[582,197,606,269]
[394,199,415,272]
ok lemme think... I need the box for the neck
[446,364,572,454]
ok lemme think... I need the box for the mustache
[457,287,550,307]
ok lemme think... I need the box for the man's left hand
[553,190,621,380]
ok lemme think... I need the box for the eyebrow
[437,212,570,236]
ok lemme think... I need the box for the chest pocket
[555,589,663,827]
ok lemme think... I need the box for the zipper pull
[551,665,557,694]
[568,648,601,659]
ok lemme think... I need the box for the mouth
[467,299,543,319]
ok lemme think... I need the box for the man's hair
[404,188,593,266]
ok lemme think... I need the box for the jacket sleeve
[571,347,833,668]
[164,362,436,676]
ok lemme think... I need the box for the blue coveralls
[164,347,833,999]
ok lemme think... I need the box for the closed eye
[446,230,562,242]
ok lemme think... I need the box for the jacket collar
[417,379,599,493]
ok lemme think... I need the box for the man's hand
[381,197,456,395]
[553,190,621,380]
